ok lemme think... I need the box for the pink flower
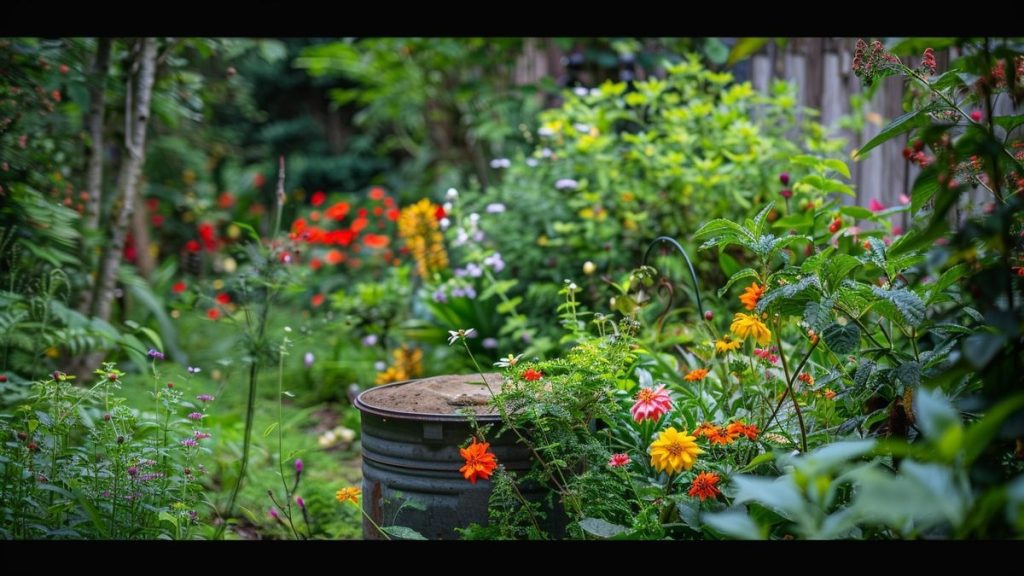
[630,385,673,423]
[899,193,911,205]
[608,453,631,468]
[868,198,886,212]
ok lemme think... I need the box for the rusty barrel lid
[354,373,506,422]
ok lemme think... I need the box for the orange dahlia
[459,438,498,484]
[739,282,765,311]
[688,472,721,501]
[684,368,709,382]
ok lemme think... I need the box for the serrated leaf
[579,517,629,539]
[804,301,833,332]
[824,254,862,292]
[993,114,1024,133]
[822,322,861,354]
[926,264,968,305]
[857,109,930,158]
[751,202,775,238]
[694,218,754,250]
[911,169,940,214]
[853,359,876,388]
[756,275,819,314]
[871,287,926,327]
[718,268,760,298]
[895,361,920,387]
[864,237,887,270]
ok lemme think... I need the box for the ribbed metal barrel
[354,374,564,540]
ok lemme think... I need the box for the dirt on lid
[357,373,505,416]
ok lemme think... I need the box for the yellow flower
[715,335,742,353]
[336,487,361,505]
[398,199,448,278]
[731,313,772,346]
[739,282,765,311]
[683,368,709,382]
[649,427,703,475]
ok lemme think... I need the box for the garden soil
[359,373,505,415]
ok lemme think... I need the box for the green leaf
[962,331,1006,369]
[718,251,741,278]
[382,526,428,540]
[823,159,852,179]
[263,422,279,437]
[479,279,518,301]
[804,301,833,332]
[871,287,926,327]
[694,218,754,249]
[993,114,1024,133]
[579,517,629,539]
[926,264,968,305]
[717,268,759,298]
[823,254,862,292]
[790,154,822,168]
[751,202,775,238]
[857,109,930,158]
[738,451,777,473]
[895,361,921,387]
[839,206,875,220]
[726,38,770,66]
[496,296,523,314]
[822,321,861,354]
[702,510,763,540]
[911,169,940,214]
[962,394,1024,465]
[853,359,876,388]
[731,476,805,520]
[914,387,961,440]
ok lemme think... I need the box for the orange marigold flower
[707,426,738,446]
[206,308,221,320]
[369,187,386,201]
[688,472,721,501]
[823,388,837,401]
[325,249,345,265]
[459,438,498,484]
[739,282,765,311]
[309,258,322,272]
[797,372,814,386]
[727,421,759,441]
[684,368,709,382]
[335,486,361,505]
[693,422,719,439]
[522,368,543,381]
[311,293,325,307]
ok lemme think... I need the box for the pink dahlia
[608,453,631,468]
[630,385,673,423]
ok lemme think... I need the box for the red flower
[198,222,217,251]
[325,249,345,265]
[0,375,7,383]
[172,281,187,294]
[522,368,543,381]
[373,206,384,217]
[311,293,325,307]
[357,208,368,219]
[351,217,368,233]
[688,472,721,501]
[362,233,390,249]
[207,308,221,320]
[459,438,497,484]
[146,197,160,212]
[325,202,350,221]
[151,214,165,227]
[51,90,61,102]
[218,192,236,209]
[369,187,385,201]
[59,64,69,74]
[215,293,231,305]
[608,453,631,468]
[311,190,327,207]
[434,205,446,220]
[386,208,400,222]
[309,258,322,272]
[253,173,266,188]
[185,240,201,253]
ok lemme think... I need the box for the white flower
[439,217,451,230]
[469,213,480,223]
[538,127,555,137]
[526,158,539,167]
[573,86,588,97]
[446,188,459,200]
[573,123,591,133]
[555,179,579,190]
[448,328,477,346]
[494,353,523,368]
[485,203,506,214]
[489,158,511,169]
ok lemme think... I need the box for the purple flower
[374,361,387,372]
[464,286,477,299]
[432,287,448,303]
[465,263,483,278]
[526,158,539,167]
[473,231,485,243]
[304,352,315,368]
[482,338,499,350]
[196,394,215,402]
[485,203,506,214]
[484,253,505,273]
[555,178,578,190]
[127,466,138,477]
[295,459,304,473]
[362,334,379,347]
[187,412,204,421]
[296,496,305,509]
[269,508,280,520]
[193,431,211,440]
[451,287,466,298]
[146,348,165,360]
[139,472,164,482]
[180,438,198,447]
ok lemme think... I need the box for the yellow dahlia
[731,313,772,346]
[649,427,703,474]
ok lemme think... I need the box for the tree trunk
[131,185,155,279]
[78,37,112,314]
[91,38,158,324]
